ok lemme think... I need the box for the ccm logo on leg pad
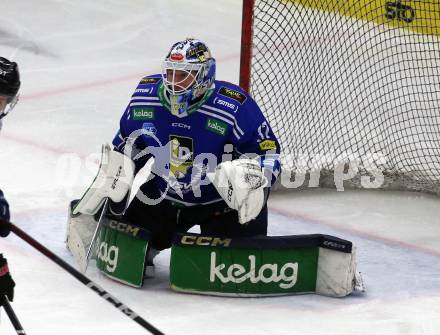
[181,235,232,247]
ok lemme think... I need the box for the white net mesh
[248,0,440,194]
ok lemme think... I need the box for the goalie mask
[0,57,20,124]
[162,38,216,116]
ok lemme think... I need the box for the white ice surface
[1,1,440,334]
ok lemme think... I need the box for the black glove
[0,254,15,303]
[0,190,11,237]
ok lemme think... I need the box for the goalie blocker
[170,233,365,297]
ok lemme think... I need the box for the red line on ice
[19,54,239,101]
[20,72,143,101]
[1,132,92,159]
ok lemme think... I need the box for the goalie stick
[1,296,27,335]
[0,219,164,335]
[82,198,109,273]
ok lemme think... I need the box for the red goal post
[239,0,254,94]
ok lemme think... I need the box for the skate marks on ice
[0,28,55,57]
[268,209,440,301]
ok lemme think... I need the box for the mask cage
[161,60,205,96]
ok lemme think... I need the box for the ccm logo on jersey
[172,122,191,130]
[181,235,232,247]
[218,87,247,104]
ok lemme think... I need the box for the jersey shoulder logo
[140,77,161,85]
[213,97,238,112]
[218,86,247,105]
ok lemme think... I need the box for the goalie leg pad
[96,217,151,287]
[66,201,99,271]
[316,246,362,297]
[170,233,364,297]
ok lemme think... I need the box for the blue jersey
[113,75,280,206]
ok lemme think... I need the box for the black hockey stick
[1,296,27,335]
[0,219,165,335]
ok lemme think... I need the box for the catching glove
[208,159,268,224]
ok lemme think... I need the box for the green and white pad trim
[170,233,361,297]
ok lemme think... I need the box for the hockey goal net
[240,0,440,194]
